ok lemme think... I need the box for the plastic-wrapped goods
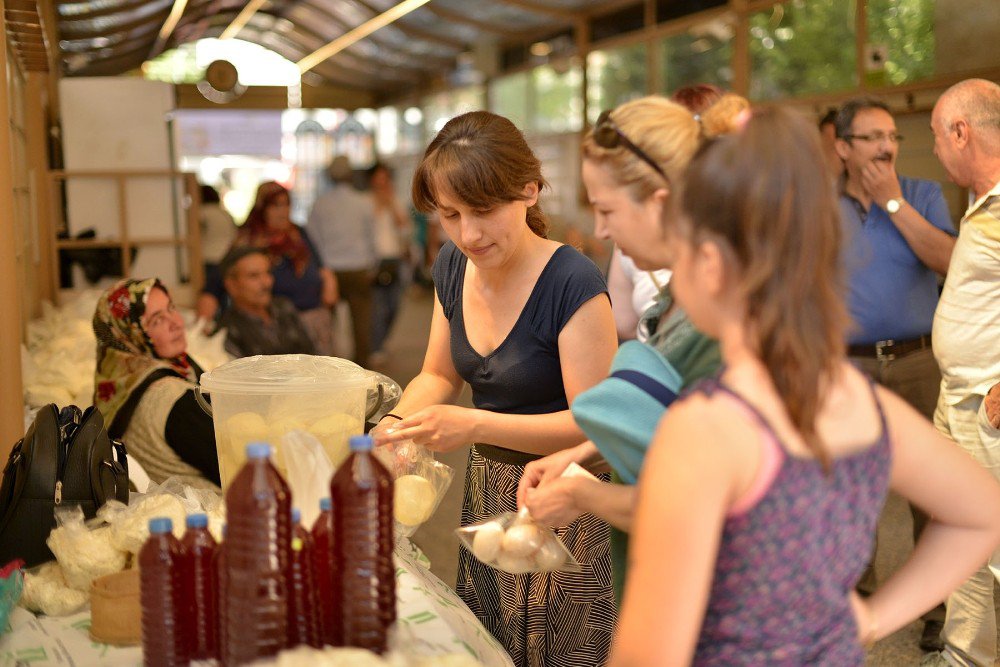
[105,494,188,555]
[46,506,128,591]
[18,561,88,616]
[139,517,190,667]
[223,443,292,664]
[373,436,454,538]
[332,435,394,653]
[312,497,341,648]
[180,513,218,661]
[456,508,581,575]
[288,508,320,649]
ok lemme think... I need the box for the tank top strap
[859,371,891,451]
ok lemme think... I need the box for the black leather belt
[848,334,931,361]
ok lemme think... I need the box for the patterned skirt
[456,446,617,667]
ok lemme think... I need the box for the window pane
[424,86,485,138]
[660,15,734,94]
[749,0,857,100]
[587,43,648,124]
[866,0,935,86]
[490,72,531,131]
[533,62,584,134]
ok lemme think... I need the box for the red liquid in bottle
[331,435,395,653]
[215,527,227,663]
[181,513,218,661]
[288,508,320,649]
[139,517,190,667]
[311,497,340,647]
[222,442,291,664]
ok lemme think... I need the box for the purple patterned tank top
[691,378,891,666]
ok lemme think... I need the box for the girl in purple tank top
[611,107,1000,666]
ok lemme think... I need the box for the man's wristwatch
[885,198,904,214]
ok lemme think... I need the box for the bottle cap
[292,507,301,523]
[186,513,208,529]
[149,517,173,534]
[320,497,332,512]
[246,442,272,459]
[349,435,373,452]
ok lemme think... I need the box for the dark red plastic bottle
[331,435,395,653]
[287,508,320,649]
[311,496,340,647]
[215,525,227,664]
[181,513,218,661]
[222,442,291,664]
[139,517,190,666]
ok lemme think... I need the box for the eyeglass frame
[594,109,671,186]
[841,132,905,144]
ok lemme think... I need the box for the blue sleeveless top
[433,241,608,416]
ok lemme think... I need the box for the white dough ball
[394,475,437,526]
[501,522,543,558]
[533,536,567,571]
[494,551,536,575]
[226,411,268,447]
[471,521,505,563]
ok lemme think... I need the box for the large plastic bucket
[198,354,398,488]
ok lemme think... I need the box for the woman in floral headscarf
[93,278,220,489]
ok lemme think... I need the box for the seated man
[218,246,317,358]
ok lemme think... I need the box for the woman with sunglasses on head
[517,94,747,605]
[611,107,1000,666]
[374,110,618,666]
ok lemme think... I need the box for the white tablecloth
[1,541,513,667]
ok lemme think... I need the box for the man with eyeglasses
[835,96,957,653]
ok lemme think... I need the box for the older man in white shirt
[927,78,1000,667]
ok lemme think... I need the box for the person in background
[925,77,1000,667]
[93,278,220,489]
[374,110,618,666]
[307,156,377,368]
[519,94,744,605]
[819,107,845,179]
[217,246,316,358]
[368,162,411,366]
[233,181,337,356]
[199,184,236,299]
[835,96,956,650]
[611,105,1000,667]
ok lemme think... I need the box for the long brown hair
[681,106,849,467]
[412,111,549,238]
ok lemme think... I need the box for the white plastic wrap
[18,562,89,616]
[281,429,336,527]
[46,506,128,591]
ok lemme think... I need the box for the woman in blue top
[376,111,618,667]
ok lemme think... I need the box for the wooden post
[185,174,205,292]
[0,0,28,456]
[26,72,55,308]
[731,0,751,98]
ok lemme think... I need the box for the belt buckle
[875,339,896,362]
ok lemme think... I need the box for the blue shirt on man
[840,176,955,344]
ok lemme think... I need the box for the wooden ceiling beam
[423,4,529,39]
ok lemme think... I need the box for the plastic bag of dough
[280,429,335,528]
[373,435,453,538]
[455,507,580,575]
[18,561,89,616]
[46,506,128,591]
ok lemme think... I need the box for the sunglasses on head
[594,109,670,186]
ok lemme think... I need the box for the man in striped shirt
[927,78,1000,667]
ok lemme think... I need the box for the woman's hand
[517,443,593,508]
[524,477,586,527]
[374,405,479,452]
[370,414,402,440]
[849,591,878,647]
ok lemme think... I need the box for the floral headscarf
[235,181,311,276]
[92,278,199,436]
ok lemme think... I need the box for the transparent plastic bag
[46,506,128,591]
[99,477,220,553]
[18,561,89,616]
[281,429,336,528]
[374,437,454,538]
[455,508,580,575]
